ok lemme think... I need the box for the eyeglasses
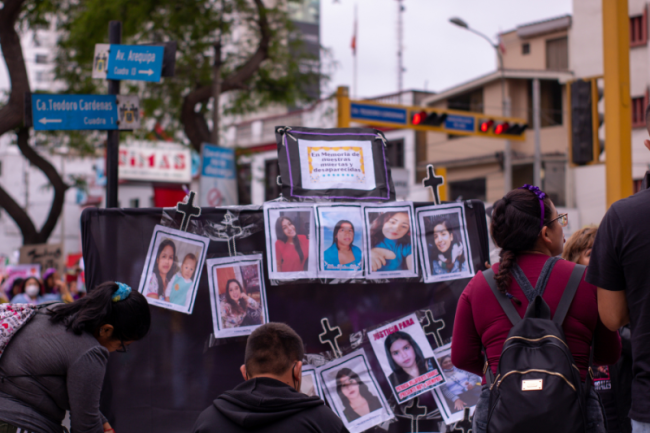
[116,340,128,353]
[548,213,568,228]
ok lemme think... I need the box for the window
[630,8,648,47]
[35,54,48,64]
[527,80,563,127]
[448,178,486,202]
[129,198,140,208]
[35,71,46,82]
[522,43,530,55]
[546,37,568,70]
[513,164,533,189]
[447,88,483,113]
[265,159,281,201]
[632,93,647,128]
[238,163,252,205]
[385,139,404,168]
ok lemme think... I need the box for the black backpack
[482,258,592,433]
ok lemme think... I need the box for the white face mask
[25,285,40,298]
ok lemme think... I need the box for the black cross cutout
[422,164,445,205]
[422,309,446,347]
[451,407,473,433]
[215,211,244,256]
[403,397,428,433]
[318,318,342,358]
[176,191,201,232]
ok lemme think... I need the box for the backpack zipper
[504,335,569,348]
[496,369,576,391]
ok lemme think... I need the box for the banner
[19,243,65,275]
[119,140,191,183]
[199,143,237,207]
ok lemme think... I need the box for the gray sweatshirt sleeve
[441,384,459,402]
[66,345,109,433]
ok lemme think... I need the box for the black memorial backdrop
[81,200,489,433]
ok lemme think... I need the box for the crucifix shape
[214,211,244,256]
[422,309,446,347]
[451,407,473,433]
[176,191,201,232]
[422,164,445,205]
[318,318,342,358]
[403,397,428,433]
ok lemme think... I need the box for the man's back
[191,377,346,433]
[587,187,650,424]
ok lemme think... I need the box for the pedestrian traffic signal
[410,110,448,127]
[478,119,527,136]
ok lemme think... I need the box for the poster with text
[316,204,365,278]
[369,313,445,404]
[263,202,317,281]
[317,349,394,433]
[206,254,268,339]
[432,342,482,425]
[138,225,209,314]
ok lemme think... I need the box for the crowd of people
[0,267,85,305]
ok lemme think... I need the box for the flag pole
[353,4,358,99]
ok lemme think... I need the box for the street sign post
[93,44,165,82]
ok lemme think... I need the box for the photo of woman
[384,331,437,389]
[324,220,362,269]
[316,204,365,277]
[335,368,383,422]
[207,254,268,339]
[275,214,309,272]
[138,225,209,314]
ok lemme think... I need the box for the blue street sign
[31,94,137,131]
[106,44,164,82]
[444,114,475,132]
[350,102,407,125]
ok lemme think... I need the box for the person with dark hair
[451,186,621,433]
[191,322,346,433]
[42,268,73,303]
[428,215,467,275]
[383,331,435,388]
[369,212,413,272]
[143,238,178,300]
[220,279,262,328]
[0,281,151,433]
[335,368,382,422]
[275,216,309,272]
[10,276,45,304]
[323,220,362,270]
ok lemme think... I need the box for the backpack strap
[482,268,521,326]
[552,264,586,326]
[511,256,561,302]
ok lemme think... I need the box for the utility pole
[533,78,542,188]
[396,0,404,100]
[106,21,121,208]
[212,40,222,146]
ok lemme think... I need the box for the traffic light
[478,119,527,136]
[570,79,595,165]
[410,110,448,126]
[479,120,494,132]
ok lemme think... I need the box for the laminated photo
[316,204,365,278]
[368,313,445,404]
[138,225,209,314]
[432,342,482,425]
[263,202,317,280]
[363,203,418,279]
[317,349,394,433]
[206,254,268,339]
[416,204,475,283]
[301,366,324,399]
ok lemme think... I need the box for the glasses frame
[547,213,569,228]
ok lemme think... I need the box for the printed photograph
[300,367,323,399]
[368,313,445,404]
[206,254,268,339]
[416,204,475,283]
[363,204,418,279]
[432,342,482,425]
[316,205,364,278]
[263,203,316,280]
[138,225,209,314]
[317,349,394,433]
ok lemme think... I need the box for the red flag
[351,6,357,56]
[498,33,506,54]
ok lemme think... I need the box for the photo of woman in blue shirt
[368,211,413,272]
[323,220,363,271]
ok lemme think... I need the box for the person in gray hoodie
[190,323,347,433]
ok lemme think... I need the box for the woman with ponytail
[0,281,151,433]
[451,186,621,433]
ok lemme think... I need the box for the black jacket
[191,377,348,433]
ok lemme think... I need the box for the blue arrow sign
[350,102,407,125]
[31,94,137,131]
[444,114,475,132]
[106,44,164,82]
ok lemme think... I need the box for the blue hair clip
[113,282,132,302]
[505,292,514,300]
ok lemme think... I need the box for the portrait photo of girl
[317,349,393,433]
[264,203,316,280]
[416,204,474,283]
[363,204,417,279]
[207,254,268,339]
[138,225,209,314]
[316,205,364,278]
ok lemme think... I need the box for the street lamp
[449,17,512,192]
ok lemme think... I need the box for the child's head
[562,226,598,266]
[155,239,177,278]
[370,211,411,247]
[180,253,197,280]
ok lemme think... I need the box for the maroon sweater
[451,254,621,381]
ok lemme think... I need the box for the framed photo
[416,204,475,283]
[206,254,268,339]
[363,203,418,279]
[301,366,324,399]
[137,225,209,314]
[275,126,395,201]
[432,342,482,425]
[263,202,317,280]
[368,313,445,404]
[317,349,394,433]
[316,204,365,278]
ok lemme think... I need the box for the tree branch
[0,179,38,245]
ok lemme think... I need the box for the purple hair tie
[519,184,546,228]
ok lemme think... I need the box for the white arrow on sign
[138,69,154,76]
[38,118,62,125]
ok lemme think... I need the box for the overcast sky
[320,0,572,98]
